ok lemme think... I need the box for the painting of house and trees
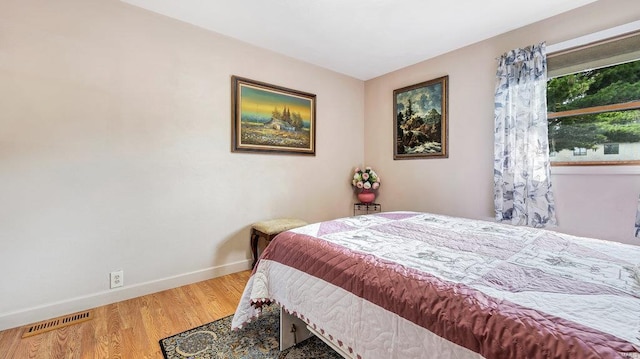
[394,76,448,159]
[232,76,316,155]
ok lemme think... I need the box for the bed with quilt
[231,211,640,359]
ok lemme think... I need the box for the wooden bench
[250,218,308,269]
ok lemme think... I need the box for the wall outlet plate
[110,270,124,289]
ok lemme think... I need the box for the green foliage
[547,74,594,112]
[404,98,415,120]
[547,60,640,152]
[290,112,303,129]
[548,61,640,111]
[272,107,282,119]
[424,108,441,124]
[548,116,607,150]
[271,106,304,130]
[549,111,640,151]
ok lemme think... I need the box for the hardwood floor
[0,270,252,359]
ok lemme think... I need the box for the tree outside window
[547,59,640,165]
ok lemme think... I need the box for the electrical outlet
[110,270,124,289]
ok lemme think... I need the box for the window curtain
[494,43,557,228]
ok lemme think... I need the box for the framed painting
[393,75,449,160]
[231,76,316,155]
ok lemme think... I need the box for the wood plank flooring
[0,270,252,359]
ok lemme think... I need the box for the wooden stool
[251,218,308,269]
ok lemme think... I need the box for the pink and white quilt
[232,212,640,359]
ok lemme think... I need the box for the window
[604,144,619,155]
[546,29,640,166]
[573,147,587,156]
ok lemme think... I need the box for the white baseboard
[0,259,251,331]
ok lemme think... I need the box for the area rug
[159,304,342,359]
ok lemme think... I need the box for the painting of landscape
[232,76,316,155]
[393,76,448,159]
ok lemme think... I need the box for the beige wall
[2,0,639,331]
[365,0,640,244]
[0,0,364,329]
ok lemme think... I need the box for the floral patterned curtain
[494,43,557,228]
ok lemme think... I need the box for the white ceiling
[121,0,597,80]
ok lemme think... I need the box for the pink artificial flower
[354,167,361,173]
[356,181,364,188]
[362,173,369,181]
[372,182,379,189]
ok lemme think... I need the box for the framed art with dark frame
[393,75,449,160]
[231,76,316,155]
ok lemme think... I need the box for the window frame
[603,143,619,155]
[546,20,640,170]
[572,147,587,156]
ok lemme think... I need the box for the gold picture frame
[393,76,449,160]
[231,76,316,155]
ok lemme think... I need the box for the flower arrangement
[352,167,380,191]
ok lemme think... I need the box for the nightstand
[353,203,381,216]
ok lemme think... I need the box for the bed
[231,211,640,359]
